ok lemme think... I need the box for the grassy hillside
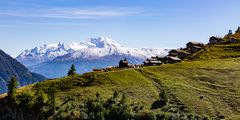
[225,33,240,40]
[187,33,240,61]
[2,39,240,119]
[1,57,240,119]
[142,59,240,119]
[188,43,240,60]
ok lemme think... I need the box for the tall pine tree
[67,64,76,80]
[7,76,19,99]
[227,30,233,36]
[236,26,240,33]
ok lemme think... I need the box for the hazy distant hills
[17,37,169,78]
[0,50,46,93]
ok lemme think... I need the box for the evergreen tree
[236,26,240,33]
[227,30,233,36]
[7,76,19,99]
[67,64,76,80]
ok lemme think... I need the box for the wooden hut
[119,58,129,68]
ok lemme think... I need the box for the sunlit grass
[3,57,240,119]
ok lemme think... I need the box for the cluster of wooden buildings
[143,28,240,67]
[111,40,205,68]
[143,57,162,66]
[93,27,240,72]
[209,36,240,44]
[143,56,181,66]
[143,41,205,66]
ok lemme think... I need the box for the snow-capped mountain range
[16,37,169,78]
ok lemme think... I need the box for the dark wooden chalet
[168,49,181,57]
[144,60,162,66]
[168,49,190,59]
[186,42,204,53]
[161,56,181,64]
[119,58,129,68]
[209,36,225,44]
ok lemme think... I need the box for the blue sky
[0,0,240,57]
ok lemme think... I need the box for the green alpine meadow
[0,29,240,119]
[1,0,240,120]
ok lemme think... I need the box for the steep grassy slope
[2,39,240,119]
[141,59,240,119]
[188,43,240,60]
[1,58,240,119]
[17,69,160,109]
[188,33,240,61]
[225,33,240,40]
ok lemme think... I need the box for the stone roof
[149,61,162,64]
[147,58,158,61]
[192,46,203,49]
[166,56,181,61]
[144,61,149,64]
[187,42,204,46]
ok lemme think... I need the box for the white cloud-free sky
[0,0,240,56]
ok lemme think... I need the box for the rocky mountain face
[17,37,169,78]
[0,50,46,94]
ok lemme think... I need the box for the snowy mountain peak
[85,37,123,48]
[16,37,169,67]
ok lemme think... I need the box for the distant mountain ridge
[16,37,169,78]
[0,50,46,94]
